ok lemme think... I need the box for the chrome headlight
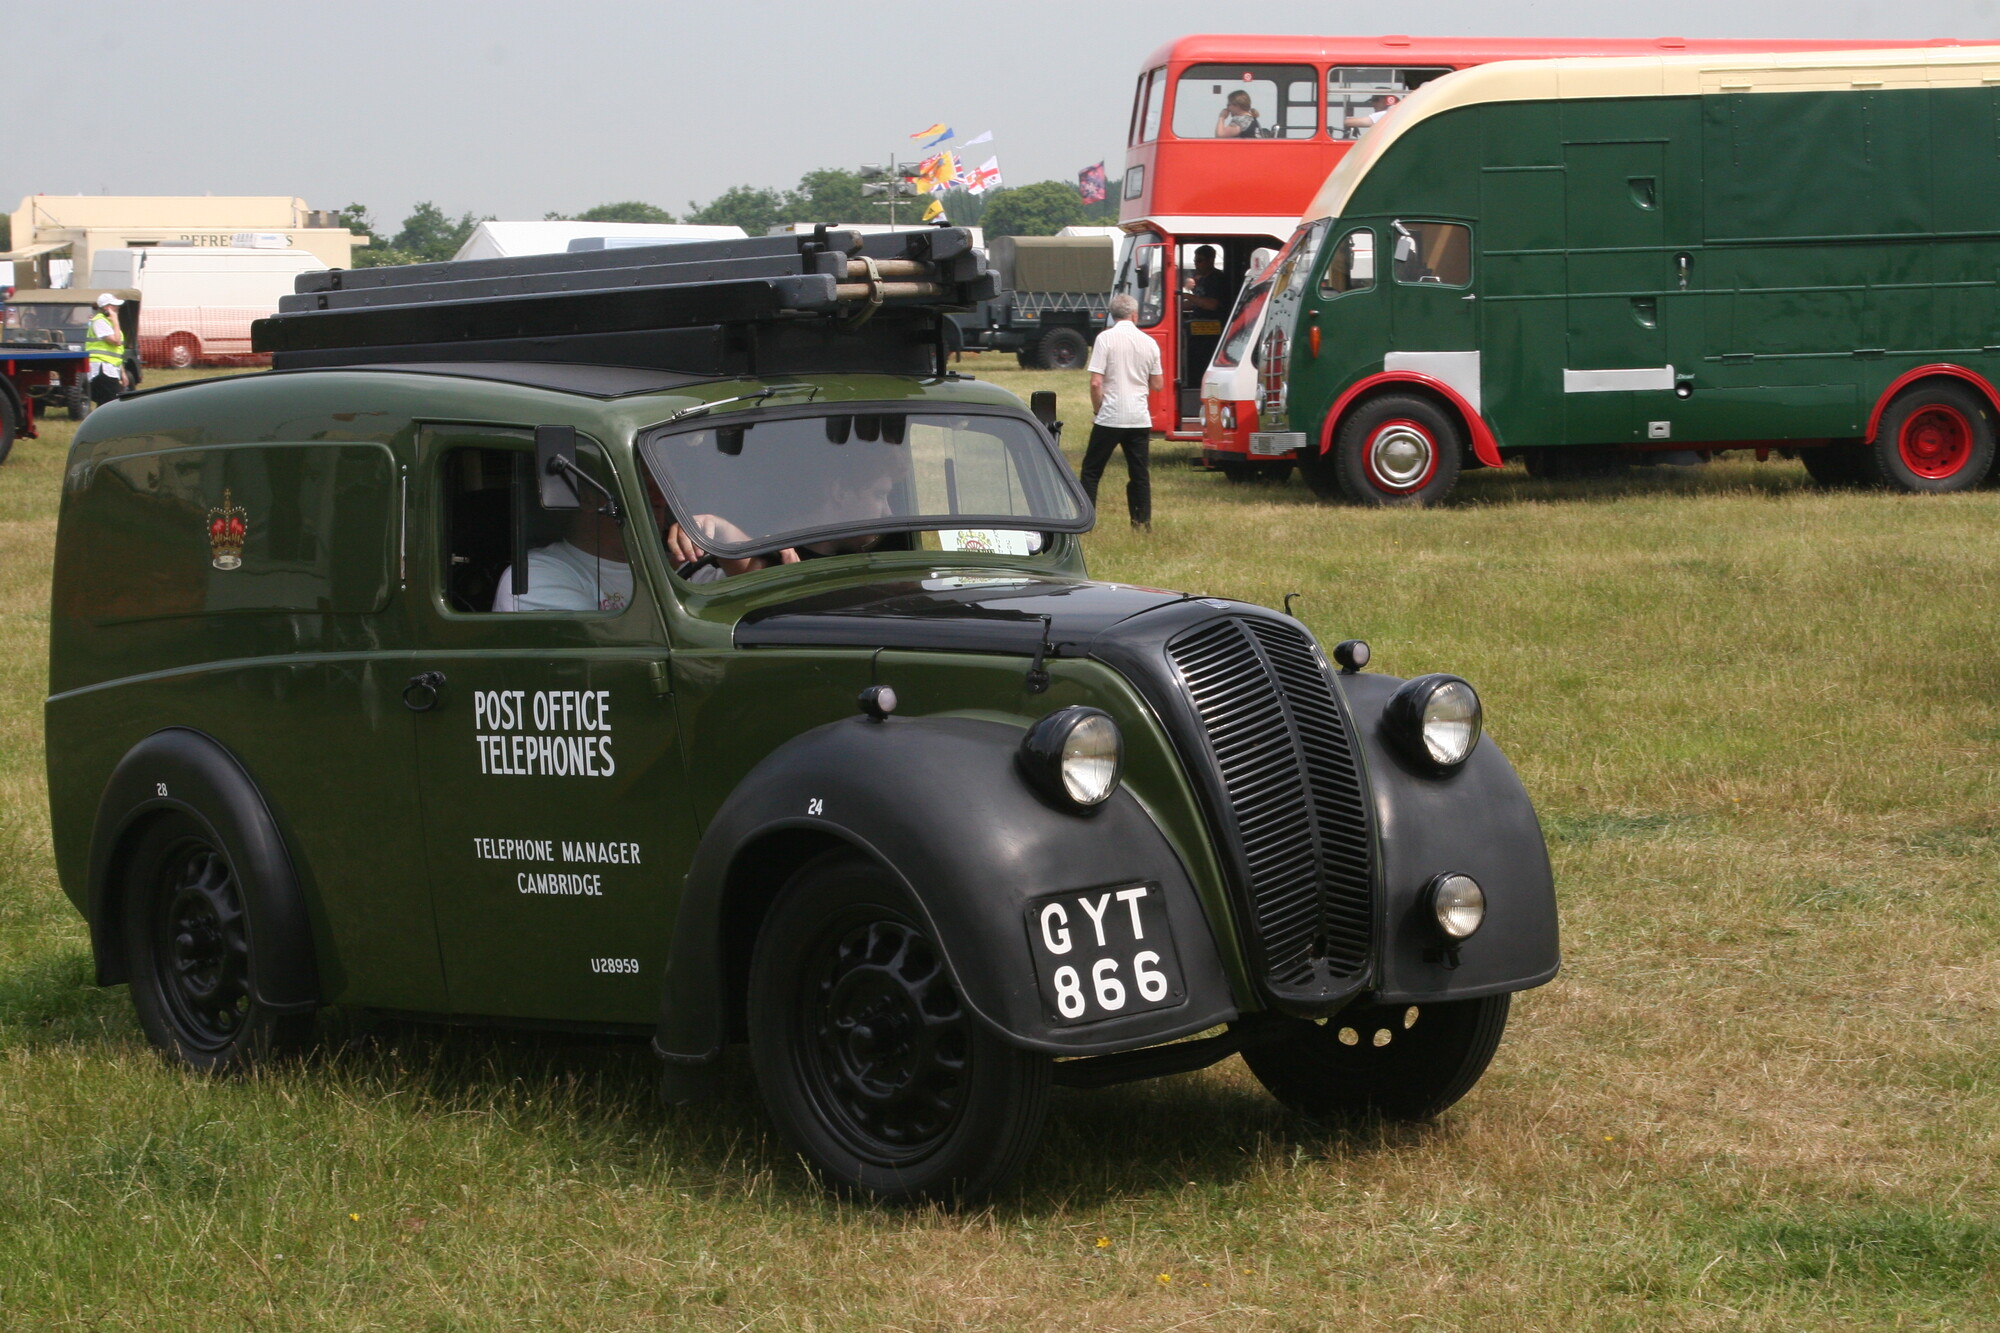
[1386,674,1482,771]
[1018,707,1123,810]
[1425,872,1486,939]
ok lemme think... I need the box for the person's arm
[1215,113,1237,138]
[666,517,798,577]
[94,314,124,345]
[1090,372,1106,416]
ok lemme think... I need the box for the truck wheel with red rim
[165,335,202,370]
[1314,393,1463,507]
[1867,382,1996,493]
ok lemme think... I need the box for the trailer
[951,235,1113,368]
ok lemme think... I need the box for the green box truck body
[1255,45,2000,503]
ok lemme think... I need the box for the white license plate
[1025,883,1185,1026]
[1249,431,1304,456]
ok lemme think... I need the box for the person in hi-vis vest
[87,293,127,404]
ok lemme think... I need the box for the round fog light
[1427,873,1486,940]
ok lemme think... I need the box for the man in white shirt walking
[1082,293,1165,531]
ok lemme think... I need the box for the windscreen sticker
[473,689,616,777]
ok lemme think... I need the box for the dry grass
[0,360,1995,1329]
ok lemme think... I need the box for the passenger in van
[493,473,686,611]
[1215,90,1263,139]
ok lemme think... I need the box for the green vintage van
[45,230,1557,1198]
[1227,45,2000,504]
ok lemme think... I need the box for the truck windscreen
[638,409,1090,558]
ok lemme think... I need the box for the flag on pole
[1077,161,1108,204]
[922,198,945,222]
[961,130,993,148]
[911,123,954,149]
[965,157,1002,194]
[912,151,961,194]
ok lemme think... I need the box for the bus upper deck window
[1138,67,1166,143]
[1330,66,1451,139]
[1173,64,1316,140]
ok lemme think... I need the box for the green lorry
[1241,45,2000,505]
[44,229,1557,1198]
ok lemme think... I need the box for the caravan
[88,247,327,367]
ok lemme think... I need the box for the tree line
[338,168,1121,267]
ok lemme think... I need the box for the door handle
[1462,293,1477,301]
[403,670,447,712]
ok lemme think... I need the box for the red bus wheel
[1325,394,1463,507]
[1869,382,1995,493]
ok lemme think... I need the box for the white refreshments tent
[452,221,748,262]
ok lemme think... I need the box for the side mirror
[1030,391,1059,426]
[535,425,579,510]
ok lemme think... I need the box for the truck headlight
[1386,674,1482,771]
[1018,707,1122,810]
[1426,873,1486,939]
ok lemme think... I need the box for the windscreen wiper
[666,384,820,424]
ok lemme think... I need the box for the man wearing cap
[87,294,127,405]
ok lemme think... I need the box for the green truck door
[408,426,695,1025]
[1561,141,1680,445]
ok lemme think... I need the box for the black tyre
[122,812,314,1072]
[66,382,92,422]
[1015,349,1041,370]
[1240,994,1510,1121]
[1326,393,1463,506]
[0,399,15,466]
[1799,442,1869,488]
[747,852,1051,1200]
[1864,382,1996,493]
[1036,327,1090,372]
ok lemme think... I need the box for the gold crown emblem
[207,489,247,570]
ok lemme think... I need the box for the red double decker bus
[1115,33,1964,473]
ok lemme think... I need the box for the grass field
[2,358,1996,1329]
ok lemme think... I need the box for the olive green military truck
[45,228,1558,1198]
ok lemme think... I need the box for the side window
[1329,66,1451,140]
[1135,243,1166,326]
[441,442,632,616]
[1173,64,1317,140]
[1318,229,1376,297]
[1390,221,1471,287]
[1139,66,1166,143]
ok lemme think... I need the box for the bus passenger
[1216,90,1263,139]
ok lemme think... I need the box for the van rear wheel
[122,813,314,1073]
[747,852,1051,1201]
[165,335,201,370]
[1241,994,1510,1121]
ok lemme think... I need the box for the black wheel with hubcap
[1240,994,1510,1121]
[67,382,92,421]
[747,852,1051,1200]
[1317,393,1463,506]
[1036,326,1090,371]
[123,812,313,1072]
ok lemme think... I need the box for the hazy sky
[8,0,1998,231]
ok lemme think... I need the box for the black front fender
[657,714,1238,1062]
[1341,673,1560,1002]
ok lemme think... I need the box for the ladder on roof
[252,227,997,378]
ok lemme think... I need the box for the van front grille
[1166,616,1373,1002]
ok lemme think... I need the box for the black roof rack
[252,227,997,378]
